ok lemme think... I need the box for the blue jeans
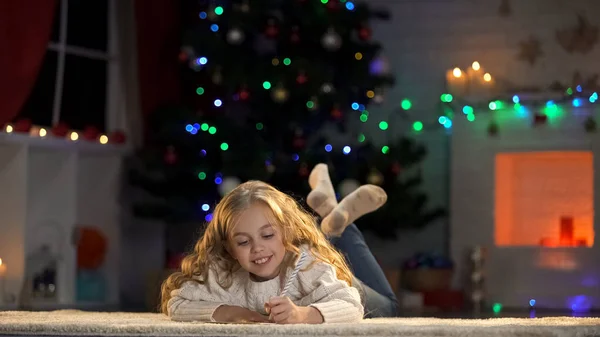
[329,224,399,318]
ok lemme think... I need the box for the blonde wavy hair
[160,180,354,314]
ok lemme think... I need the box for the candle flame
[0,258,3,265]
[472,61,481,71]
[483,73,492,82]
[452,67,462,78]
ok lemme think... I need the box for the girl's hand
[213,305,270,323]
[265,296,324,324]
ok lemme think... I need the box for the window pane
[60,55,107,131]
[50,1,61,43]
[17,50,58,127]
[66,0,108,51]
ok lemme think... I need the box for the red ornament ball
[358,27,372,41]
[265,20,279,38]
[391,162,402,175]
[165,146,177,165]
[296,72,308,84]
[331,108,343,119]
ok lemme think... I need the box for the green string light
[196,87,205,95]
[381,146,389,154]
[379,121,389,130]
[208,126,217,134]
[198,172,207,180]
[256,123,264,130]
[214,6,224,15]
[306,101,314,109]
[220,143,229,151]
[358,133,366,142]
[413,121,423,131]
[401,99,412,110]
[201,123,209,131]
[359,114,368,122]
[283,58,291,66]
[467,113,475,122]
[263,81,272,90]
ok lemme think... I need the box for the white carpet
[0,310,599,337]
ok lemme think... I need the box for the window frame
[47,0,121,132]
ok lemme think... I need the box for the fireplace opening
[495,151,594,247]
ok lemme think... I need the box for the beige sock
[306,163,337,217]
[321,185,387,237]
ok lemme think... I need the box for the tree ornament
[533,112,548,125]
[584,116,597,133]
[296,71,308,84]
[373,91,384,104]
[212,67,223,84]
[265,18,279,38]
[299,163,309,177]
[234,0,250,13]
[391,162,402,175]
[226,28,245,45]
[207,7,219,20]
[290,26,300,44]
[367,168,384,185]
[370,54,391,75]
[292,129,306,149]
[271,84,289,103]
[321,28,342,51]
[487,121,499,136]
[164,146,177,165]
[218,176,242,196]
[358,25,372,41]
[239,86,250,101]
[179,46,194,62]
[307,96,319,111]
[331,106,343,119]
[321,83,334,94]
[326,0,340,11]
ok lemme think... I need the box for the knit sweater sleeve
[298,261,364,323]
[167,270,235,322]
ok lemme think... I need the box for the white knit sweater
[167,253,364,323]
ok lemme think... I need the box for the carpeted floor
[0,310,599,337]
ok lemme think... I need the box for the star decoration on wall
[556,15,599,54]
[517,36,543,66]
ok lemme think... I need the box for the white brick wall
[365,0,600,272]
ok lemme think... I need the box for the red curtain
[134,0,182,128]
[0,0,58,126]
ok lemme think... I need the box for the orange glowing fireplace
[495,151,594,247]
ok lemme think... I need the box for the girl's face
[228,203,287,281]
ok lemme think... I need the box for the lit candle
[0,258,6,304]
[446,67,467,97]
[466,61,482,93]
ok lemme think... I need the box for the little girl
[161,164,398,324]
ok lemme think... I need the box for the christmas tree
[130,0,445,239]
